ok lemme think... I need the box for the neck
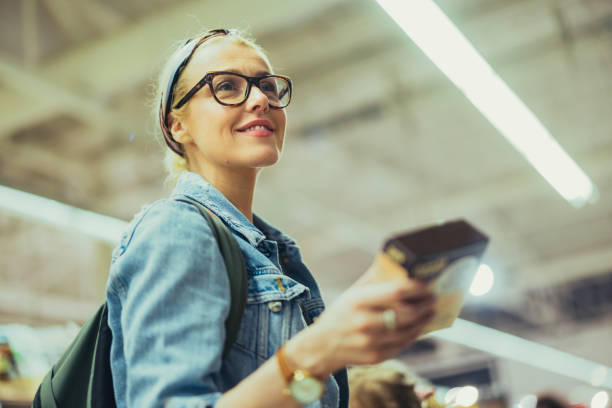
[189,160,257,223]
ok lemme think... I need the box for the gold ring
[382,309,397,331]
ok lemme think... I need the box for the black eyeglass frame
[173,71,293,110]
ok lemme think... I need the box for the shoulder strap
[174,198,247,357]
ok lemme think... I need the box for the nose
[244,84,270,114]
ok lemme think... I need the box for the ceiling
[1,0,611,398]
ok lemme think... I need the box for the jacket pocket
[233,274,310,361]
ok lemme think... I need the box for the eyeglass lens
[211,74,290,107]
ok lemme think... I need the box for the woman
[106,28,436,408]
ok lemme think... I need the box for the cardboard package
[368,219,489,334]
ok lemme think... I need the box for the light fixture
[591,391,609,408]
[456,386,479,407]
[445,387,461,404]
[469,264,494,296]
[0,185,126,245]
[519,394,538,408]
[432,318,612,388]
[374,0,597,207]
[591,366,609,387]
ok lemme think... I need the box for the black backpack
[32,198,247,408]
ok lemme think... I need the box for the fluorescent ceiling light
[432,318,612,389]
[0,185,126,245]
[374,0,597,207]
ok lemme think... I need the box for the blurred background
[0,0,611,406]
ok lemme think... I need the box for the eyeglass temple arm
[174,77,208,110]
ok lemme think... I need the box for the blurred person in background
[536,393,571,408]
[348,360,439,408]
[105,28,436,408]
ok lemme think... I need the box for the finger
[393,279,435,303]
[370,291,435,313]
[415,388,435,401]
[399,290,436,305]
[366,297,435,333]
[354,280,431,309]
[372,310,436,346]
[395,299,436,328]
[356,306,433,338]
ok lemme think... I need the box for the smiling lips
[236,119,274,137]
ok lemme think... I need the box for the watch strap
[276,344,294,383]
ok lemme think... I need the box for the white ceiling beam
[1,143,96,195]
[22,0,39,68]
[0,54,136,137]
[76,0,126,34]
[41,0,90,41]
[0,90,61,139]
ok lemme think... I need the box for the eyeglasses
[174,71,292,110]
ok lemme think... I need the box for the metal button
[275,277,286,292]
[268,301,282,313]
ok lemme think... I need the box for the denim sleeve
[115,200,230,407]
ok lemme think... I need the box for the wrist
[284,322,336,379]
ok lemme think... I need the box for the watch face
[290,376,324,404]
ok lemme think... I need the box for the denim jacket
[106,171,348,408]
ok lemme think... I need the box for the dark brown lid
[383,219,489,258]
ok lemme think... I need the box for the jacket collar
[253,214,296,246]
[171,171,294,247]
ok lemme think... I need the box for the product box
[370,219,489,334]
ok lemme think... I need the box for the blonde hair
[348,361,422,408]
[151,28,272,185]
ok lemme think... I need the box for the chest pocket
[233,273,310,361]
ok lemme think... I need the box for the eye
[260,79,278,94]
[215,80,237,92]
[212,74,244,94]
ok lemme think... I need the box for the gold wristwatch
[276,344,325,405]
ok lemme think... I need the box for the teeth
[244,125,270,131]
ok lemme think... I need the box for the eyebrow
[215,68,271,76]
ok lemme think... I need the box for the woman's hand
[285,276,435,378]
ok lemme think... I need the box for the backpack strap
[175,197,247,357]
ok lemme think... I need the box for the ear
[168,113,192,145]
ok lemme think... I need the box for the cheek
[275,111,287,148]
[190,102,234,138]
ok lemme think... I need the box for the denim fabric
[106,171,342,408]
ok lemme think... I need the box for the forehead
[185,39,272,81]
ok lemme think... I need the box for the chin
[252,152,280,168]
[244,146,281,168]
